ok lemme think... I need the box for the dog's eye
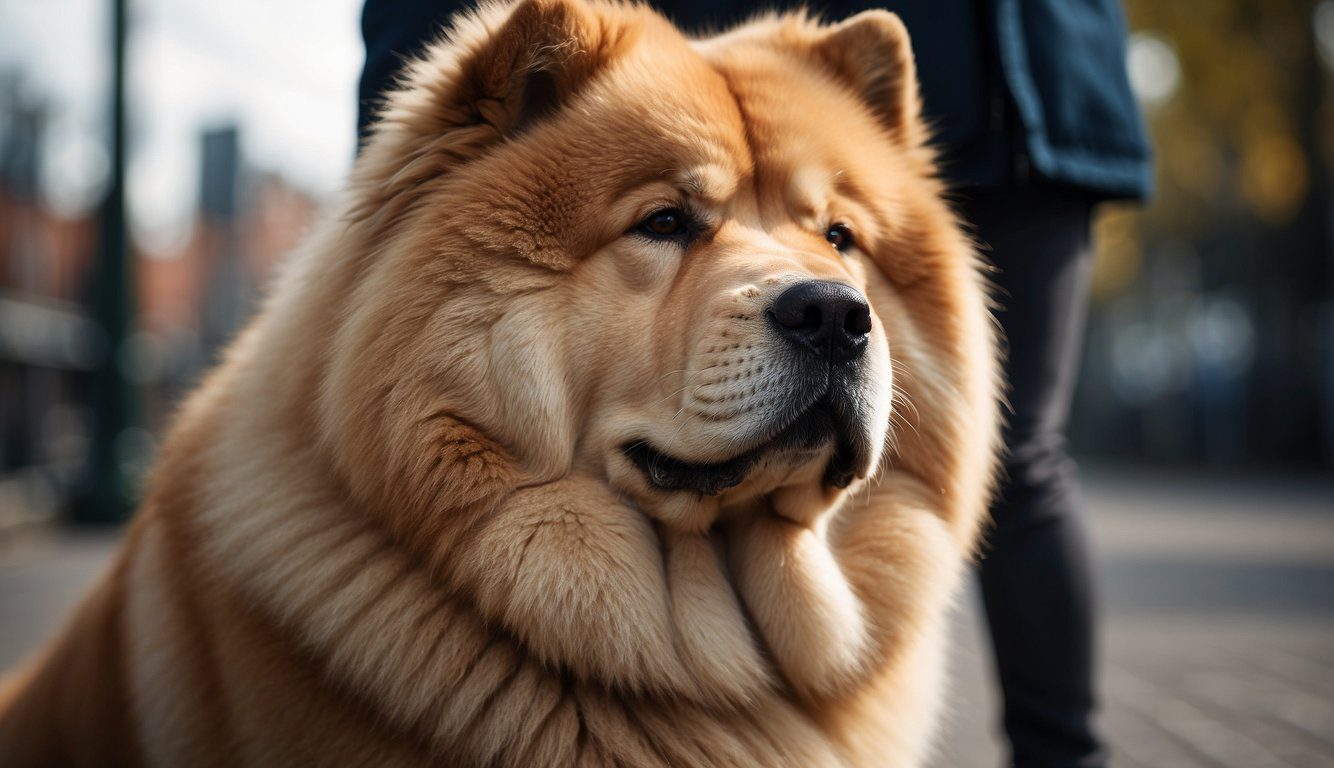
[825,223,855,252]
[640,209,688,238]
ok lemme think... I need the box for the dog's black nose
[767,280,871,364]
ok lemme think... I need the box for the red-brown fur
[0,2,1000,765]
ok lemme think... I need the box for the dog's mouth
[622,396,867,497]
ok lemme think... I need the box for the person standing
[358,2,1151,766]
[867,4,1151,767]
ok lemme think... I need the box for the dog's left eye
[826,223,855,252]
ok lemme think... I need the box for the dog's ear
[809,11,923,146]
[455,0,612,135]
[354,0,623,227]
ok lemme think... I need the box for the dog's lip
[622,399,859,497]
[623,439,766,498]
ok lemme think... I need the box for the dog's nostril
[845,303,872,336]
[768,280,872,364]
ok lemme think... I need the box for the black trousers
[962,187,1108,768]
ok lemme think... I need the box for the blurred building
[0,75,317,526]
[0,75,100,527]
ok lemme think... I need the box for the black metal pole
[73,0,136,524]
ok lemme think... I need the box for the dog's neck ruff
[168,329,960,767]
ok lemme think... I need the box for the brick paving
[2,467,1332,767]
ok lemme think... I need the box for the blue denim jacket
[359,0,1152,200]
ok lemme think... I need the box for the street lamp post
[72,0,137,524]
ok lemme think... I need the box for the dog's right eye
[636,208,692,242]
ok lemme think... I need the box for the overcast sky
[0,0,364,252]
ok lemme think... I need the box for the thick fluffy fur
[0,2,1000,766]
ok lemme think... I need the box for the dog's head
[307,0,993,705]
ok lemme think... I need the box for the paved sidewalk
[2,467,1332,767]
[934,468,1334,768]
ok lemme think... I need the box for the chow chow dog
[0,1,1000,765]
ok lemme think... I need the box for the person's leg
[962,186,1108,768]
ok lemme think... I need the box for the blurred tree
[1083,0,1332,466]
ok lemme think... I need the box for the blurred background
[1078,0,1334,472]
[0,0,355,525]
[1,1,1331,766]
